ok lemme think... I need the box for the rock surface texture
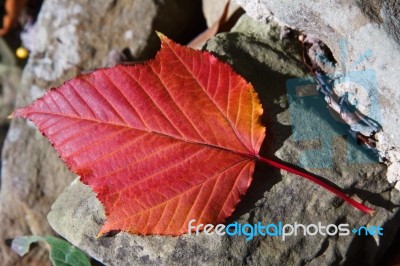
[0,0,204,265]
[236,0,400,190]
[0,38,20,152]
[47,15,400,265]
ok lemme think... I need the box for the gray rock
[235,0,400,191]
[0,38,20,149]
[0,65,20,149]
[0,0,203,265]
[47,15,400,265]
[0,64,20,124]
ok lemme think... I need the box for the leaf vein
[164,41,253,153]
[118,67,186,138]
[101,71,150,129]
[81,77,128,124]
[148,63,208,143]
[106,145,207,197]
[67,83,97,118]
[105,158,250,232]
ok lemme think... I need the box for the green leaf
[11,235,90,266]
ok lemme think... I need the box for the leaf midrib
[27,111,256,160]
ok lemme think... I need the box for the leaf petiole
[257,156,375,215]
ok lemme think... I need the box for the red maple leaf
[13,33,373,236]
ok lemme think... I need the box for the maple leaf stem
[256,156,374,215]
